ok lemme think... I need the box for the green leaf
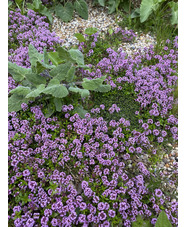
[31,0,42,9]
[42,84,69,98]
[85,27,98,36]
[50,62,73,81]
[57,47,73,62]
[36,61,55,74]
[44,103,55,118]
[131,8,140,18]
[28,44,43,67]
[69,48,84,65]
[55,3,74,22]
[132,215,152,227]
[66,65,75,82]
[74,105,88,118]
[140,0,160,23]
[169,1,178,25]
[155,211,172,227]
[47,78,60,86]
[43,48,49,65]
[26,84,45,98]
[48,52,64,66]
[98,0,105,7]
[8,1,13,8]
[39,4,53,24]
[8,94,28,112]
[9,86,31,96]
[74,33,86,42]
[69,86,90,98]
[53,98,63,112]
[82,76,107,90]
[25,73,46,86]
[15,0,24,8]
[108,0,117,14]
[74,0,88,20]
[95,84,111,92]
[8,62,31,82]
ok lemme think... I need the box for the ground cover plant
[8,1,178,227]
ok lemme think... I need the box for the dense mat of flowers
[8,9,178,227]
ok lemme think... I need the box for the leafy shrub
[8,44,111,116]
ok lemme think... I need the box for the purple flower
[98,211,107,221]
[155,189,163,197]
[108,209,116,218]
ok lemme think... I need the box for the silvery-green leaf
[26,84,45,98]
[82,76,107,90]
[69,86,90,98]
[8,94,28,112]
[48,52,63,66]
[50,62,73,81]
[53,98,63,112]
[9,86,31,96]
[25,73,46,86]
[140,0,154,23]
[98,0,105,7]
[155,211,172,227]
[8,62,31,82]
[74,106,88,118]
[95,84,111,92]
[66,66,75,82]
[69,48,84,65]
[57,47,73,62]
[74,0,88,20]
[42,84,69,98]
[28,44,43,67]
[55,3,74,22]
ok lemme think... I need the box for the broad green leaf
[108,0,116,14]
[140,0,156,23]
[28,44,43,67]
[95,84,111,92]
[48,52,63,66]
[47,78,60,86]
[57,47,73,62]
[69,49,84,65]
[39,4,53,24]
[98,0,105,7]
[69,86,90,98]
[9,86,31,96]
[82,76,107,90]
[8,62,31,82]
[50,62,73,81]
[44,103,55,118]
[85,27,98,36]
[53,98,63,112]
[132,215,152,227]
[74,0,88,20]
[8,1,13,7]
[32,0,42,9]
[8,94,28,112]
[155,211,172,227]
[66,65,75,82]
[55,3,74,22]
[25,73,46,86]
[42,84,69,98]
[131,8,140,18]
[74,33,86,42]
[26,84,45,98]
[36,61,55,74]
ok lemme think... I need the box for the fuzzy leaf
[53,98,63,112]
[25,73,46,86]
[82,76,106,90]
[55,3,74,22]
[39,4,53,23]
[48,52,63,66]
[43,48,49,64]
[74,33,86,42]
[155,211,172,227]
[69,86,90,98]
[108,0,116,14]
[28,44,43,67]
[42,84,69,98]
[85,27,98,36]
[9,86,31,96]
[74,0,88,20]
[36,61,55,74]
[95,84,111,92]
[47,78,60,86]
[169,1,178,25]
[44,103,55,118]
[69,49,84,65]
[26,84,45,98]
[66,66,75,82]
[98,0,105,7]
[8,62,31,82]
[15,0,24,8]
[74,106,87,118]
[57,47,73,62]
[8,94,28,112]
[50,62,73,81]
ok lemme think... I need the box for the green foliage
[74,0,88,20]
[132,215,152,227]
[85,27,98,36]
[55,2,74,22]
[8,45,111,116]
[155,211,172,227]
